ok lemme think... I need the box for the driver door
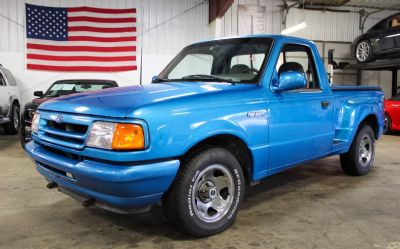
[267,44,334,172]
[380,15,400,51]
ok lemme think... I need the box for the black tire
[4,104,20,135]
[19,114,28,148]
[162,147,245,237]
[355,40,373,63]
[383,113,392,135]
[340,125,375,176]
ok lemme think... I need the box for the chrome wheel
[191,164,235,223]
[358,134,372,168]
[356,41,370,62]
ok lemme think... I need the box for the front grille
[45,132,84,145]
[37,112,92,150]
[47,120,88,134]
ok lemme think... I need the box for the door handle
[321,100,330,108]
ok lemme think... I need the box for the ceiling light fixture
[281,0,307,35]
[281,21,307,35]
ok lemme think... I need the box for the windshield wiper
[152,77,170,83]
[181,74,236,84]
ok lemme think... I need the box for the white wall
[286,7,397,42]
[0,0,209,105]
[219,0,282,37]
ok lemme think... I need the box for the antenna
[139,6,144,86]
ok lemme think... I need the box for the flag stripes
[26,3,137,72]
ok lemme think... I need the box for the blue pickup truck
[26,35,384,237]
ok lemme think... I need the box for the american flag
[25,4,137,72]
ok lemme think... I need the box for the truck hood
[38,82,255,118]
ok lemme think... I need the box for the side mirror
[151,76,158,83]
[271,71,306,93]
[33,91,44,98]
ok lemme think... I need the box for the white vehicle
[0,65,21,135]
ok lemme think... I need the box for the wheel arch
[7,95,20,117]
[359,114,379,139]
[179,133,254,185]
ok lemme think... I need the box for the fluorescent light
[281,21,307,35]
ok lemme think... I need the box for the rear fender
[334,98,383,151]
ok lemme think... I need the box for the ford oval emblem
[54,114,63,124]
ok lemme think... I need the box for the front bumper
[350,44,355,58]
[25,141,180,212]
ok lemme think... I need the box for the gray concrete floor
[0,134,400,249]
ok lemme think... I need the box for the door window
[275,44,320,90]
[390,15,400,28]
[369,19,388,32]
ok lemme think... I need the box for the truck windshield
[156,37,273,84]
[44,81,117,97]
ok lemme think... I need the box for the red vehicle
[384,95,400,134]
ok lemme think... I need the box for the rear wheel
[383,113,392,135]
[355,40,373,63]
[4,104,20,135]
[162,147,245,237]
[340,125,375,176]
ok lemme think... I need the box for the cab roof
[190,35,315,47]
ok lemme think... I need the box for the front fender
[182,119,251,154]
[177,112,269,181]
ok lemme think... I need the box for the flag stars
[26,5,67,41]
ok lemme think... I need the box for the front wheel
[355,40,373,63]
[162,147,245,237]
[4,104,20,135]
[340,125,376,176]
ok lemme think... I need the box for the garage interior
[1,0,400,248]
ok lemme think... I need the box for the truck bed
[331,85,382,91]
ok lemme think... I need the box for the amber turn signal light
[111,123,144,150]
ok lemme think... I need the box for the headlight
[86,121,144,150]
[31,113,40,134]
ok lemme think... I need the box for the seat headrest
[278,62,305,75]
[230,64,250,74]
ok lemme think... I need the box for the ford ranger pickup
[25,35,384,237]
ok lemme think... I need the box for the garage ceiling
[292,0,400,10]
[345,0,400,10]
[303,0,349,7]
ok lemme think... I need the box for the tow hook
[46,182,58,189]
[82,198,95,208]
